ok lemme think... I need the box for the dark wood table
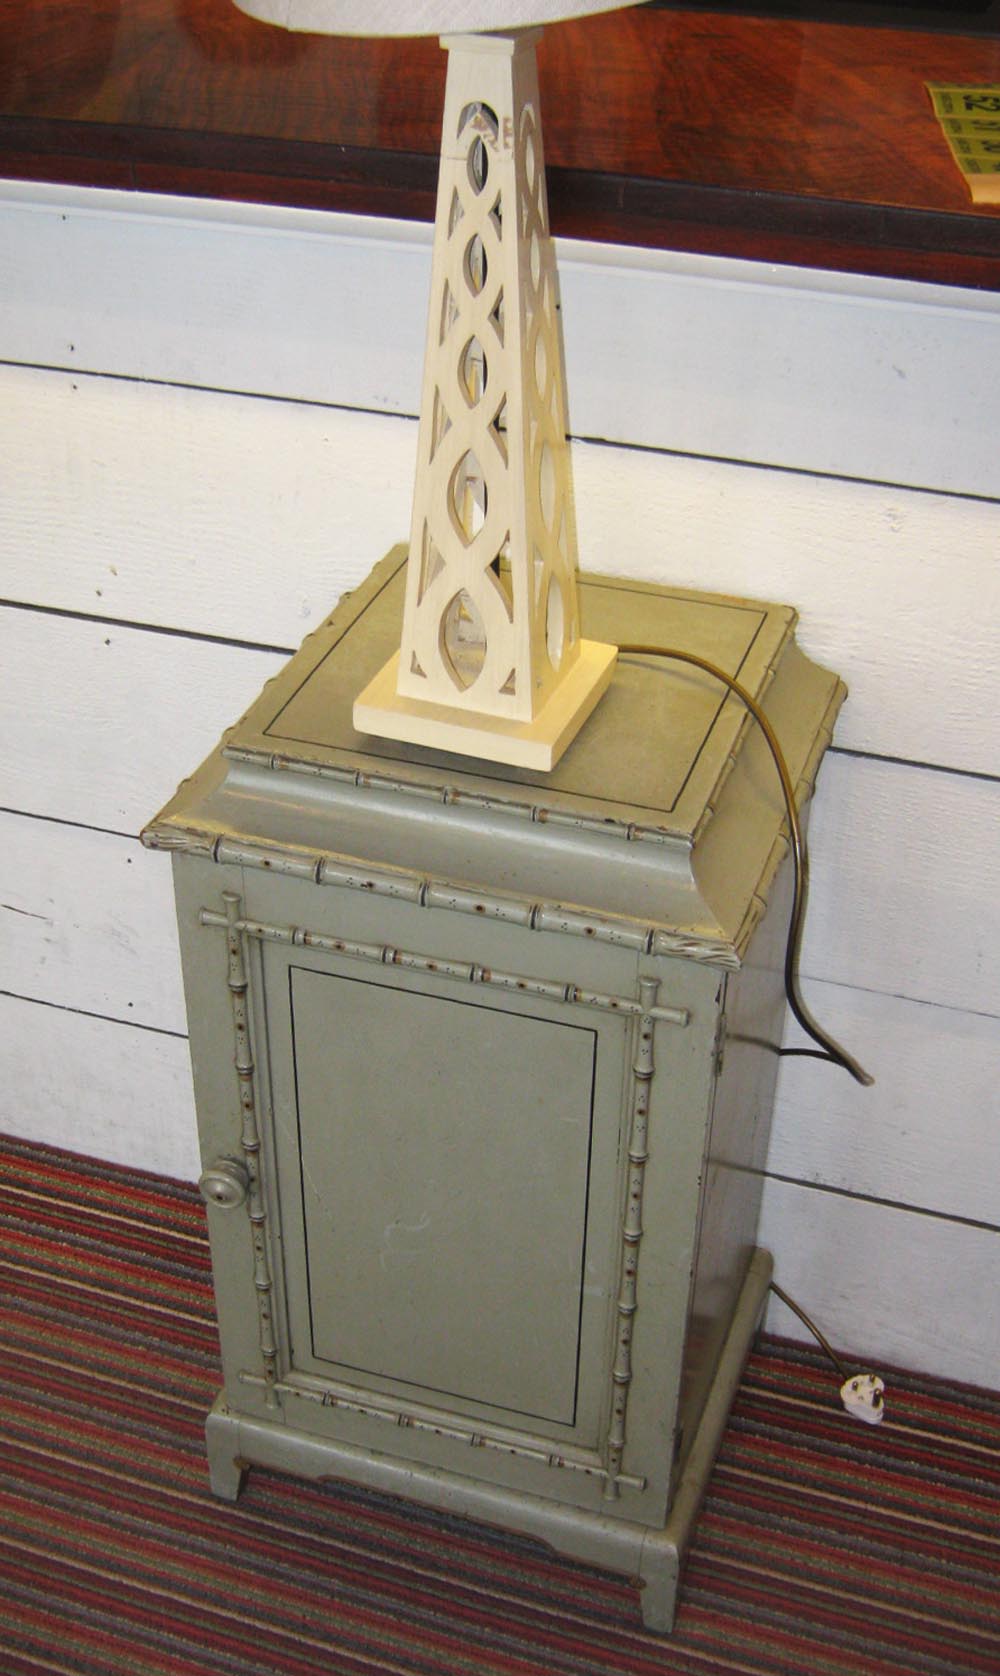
[2,0,999,285]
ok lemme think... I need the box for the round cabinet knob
[199,1158,250,1210]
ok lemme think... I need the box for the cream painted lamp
[235,1,649,769]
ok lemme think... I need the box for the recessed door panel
[288,965,598,1425]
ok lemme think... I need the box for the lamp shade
[232,1,646,34]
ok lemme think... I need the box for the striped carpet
[1,1133,998,1676]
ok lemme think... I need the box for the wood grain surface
[1,0,999,282]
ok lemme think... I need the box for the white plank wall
[2,183,998,1391]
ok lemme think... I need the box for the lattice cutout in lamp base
[353,30,617,771]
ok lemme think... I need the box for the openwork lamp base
[351,27,617,771]
[354,637,616,770]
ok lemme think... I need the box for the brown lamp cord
[617,644,874,1088]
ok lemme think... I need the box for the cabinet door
[182,859,688,1522]
[283,961,599,1427]
[264,937,630,1447]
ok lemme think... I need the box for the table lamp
[235,1,649,769]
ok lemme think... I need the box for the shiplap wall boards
[2,181,998,1392]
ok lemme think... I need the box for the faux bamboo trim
[222,891,279,1406]
[236,1371,646,1492]
[603,977,658,1500]
[199,906,690,1027]
[221,743,687,846]
[143,821,741,968]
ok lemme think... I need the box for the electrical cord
[617,643,874,1087]
[769,1280,886,1423]
[769,1280,849,1380]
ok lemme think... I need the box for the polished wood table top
[1,0,998,284]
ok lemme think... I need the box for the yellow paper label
[939,116,1000,135]
[950,157,1000,180]
[926,83,1000,120]
[944,134,1000,158]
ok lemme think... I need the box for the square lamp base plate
[352,642,618,771]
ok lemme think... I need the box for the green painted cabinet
[144,551,845,1630]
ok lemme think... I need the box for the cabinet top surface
[145,551,844,958]
[225,551,795,835]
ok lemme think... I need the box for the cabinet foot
[205,1398,246,1502]
[637,1543,680,1633]
[635,1247,773,1631]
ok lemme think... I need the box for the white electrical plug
[840,1372,886,1424]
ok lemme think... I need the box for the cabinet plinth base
[204,1251,771,1632]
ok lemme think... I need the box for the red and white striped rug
[1,1133,997,1676]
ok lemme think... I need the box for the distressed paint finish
[221,891,279,1406]
[235,1375,646,1490]
[194,846,739,964]
[603,975,658,1499]
[147,556,846,1631]
[198,903,690,1025]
